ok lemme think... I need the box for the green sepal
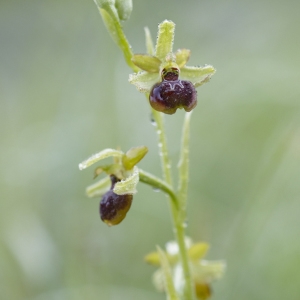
[113,166,139,195]
[155,20,175,61]
[192,260,226,283]
[79,148,124,170]
[144,251,178,267]
[156,246,180,300]
[86,176,111,198]
[188,243,209,261]
[131,54,161,73]
[129,71,160,93]
[115,0,132,21]
[175,49,191,68]
[122,146,148,170]
[180,65,216,87]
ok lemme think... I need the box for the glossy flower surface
[129,20,216,114]
[100,175,133,226]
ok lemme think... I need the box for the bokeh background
[1,0,300,299]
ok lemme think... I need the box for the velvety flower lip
[129,20,216,94]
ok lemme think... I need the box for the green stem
[151,109,193,300]
[138,169,178,209]
[177,112,192,220]
[150,108,173,186]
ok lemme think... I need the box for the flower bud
[115,0,132,21]
[149,68,197,115]
[100,175,133,226]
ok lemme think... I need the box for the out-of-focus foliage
[1,0,300,299]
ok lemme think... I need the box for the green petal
[144,27,154,55]
[155,20,175,61]
[113,166,139,195]
[180,65,216,87]
[175,49,191,68]
[79,148,124,170]
[145,251,161,266]
[86,176,111,198]
[145,250,177,266]
[122,146,148,170]
[188,243,209,261]
[131,54,161,73]
[129,71,160,93]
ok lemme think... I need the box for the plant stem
[151,108,194,300]
[150,108,173,186]
[138,168,178,209]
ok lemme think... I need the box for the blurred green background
[1,0,300,299]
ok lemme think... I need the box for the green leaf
[79,148,124,170]
[86,176,111,198]
[180,65,216,87]
[113,166,139,195]
[175,49,191,68]
[155,20,175,61]
[144,27,155,55]
[129,71,160,93]
[157,246,180,300]
[122,146,148,170]
[131,54,161,73]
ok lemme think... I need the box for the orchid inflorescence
[79,1,224,299]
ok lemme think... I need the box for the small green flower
[129,20,216,114]
[79,146,148,225]
[145,237,226,299]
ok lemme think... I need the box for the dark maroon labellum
[100,175,133,226]
[149,70,197,115]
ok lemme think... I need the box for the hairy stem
[151,108,193,300]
